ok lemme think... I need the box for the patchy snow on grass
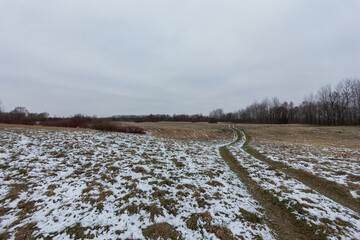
[250,141,360,197]
[0,127,274,239]
[228,130,360,240]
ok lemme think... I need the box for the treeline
[0,108,145,134]
[0,106,50,125]
[1,78,359,126]
[110,114,208,122]
[209,78,360,125]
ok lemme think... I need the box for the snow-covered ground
[0,127,274,239]
[228,129,360,240]
[249,141,360,199]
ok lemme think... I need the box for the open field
[236,124,360,149]
[236,124,360,201]
[0,125,272,239]
[117,122,233,141]
[227,127,360,239]
[0,123,360,239]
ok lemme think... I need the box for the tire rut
[238,128,360,215]
[219,146,321,240]
[219,129,324,240]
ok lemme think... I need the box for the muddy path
[237,128,360,215]
[219,128,323,240]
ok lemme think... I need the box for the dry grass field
[0,123,95,132]
[0,124,272,239]
[236,124,360,199]
[117,121,233,141]
[236,124,360,149]
[1,122,360,239]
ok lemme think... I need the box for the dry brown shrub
[143,204,164,222]
[142,222,182,240]
[14,222,38,240]
[201,211,213,225]
[186,214,200,230]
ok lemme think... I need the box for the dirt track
[220,127,360,239]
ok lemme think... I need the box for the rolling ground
[0,122,359,239]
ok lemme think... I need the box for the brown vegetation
[0,120,145,134]
[237,125,360,214]
[142,222,182,240]
[237,124,360,149]
[117,121,233,141]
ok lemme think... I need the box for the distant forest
[232,78,360,125]
[0,78,359,126]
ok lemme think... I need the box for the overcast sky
[0,0,359,117]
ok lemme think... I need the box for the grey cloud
[0,0,359,116]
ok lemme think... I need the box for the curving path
[219,126,360,240]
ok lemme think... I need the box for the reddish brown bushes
[118,126,146,134]
[42,119,91,128]
[91,121,146,134]
[1,119,36,125]
[91,120,119,131]
[208,118,218,124]
[2,117,146,134]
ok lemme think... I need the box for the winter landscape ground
[0,123,359,239]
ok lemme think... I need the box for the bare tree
[209,108,224,120]
[0,101,3,121]
[351,78,360,124]
[207,78,360,125]
[317,85,334,125]
[335,79,352,124]
[9,107,29,120]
